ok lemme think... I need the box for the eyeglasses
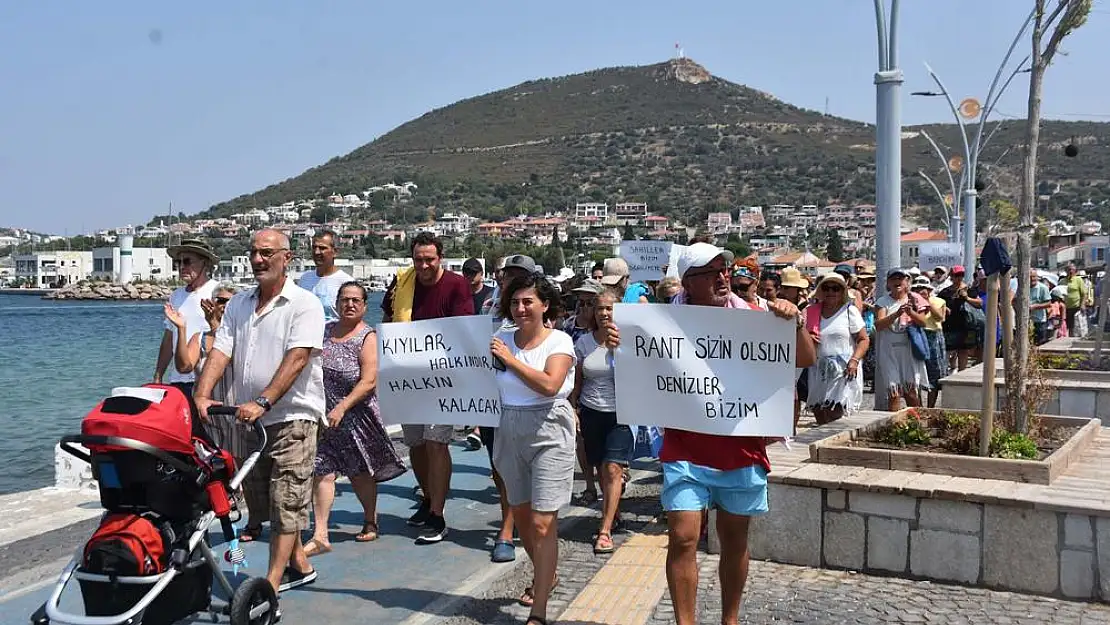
[338,297,365,305]
[248,248,288,259]
[687,266,728,279]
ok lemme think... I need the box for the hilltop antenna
[825,96,830,117]
[674,42,684,60]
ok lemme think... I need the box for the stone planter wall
[941,362,1110,420]
[748,482,1110,601]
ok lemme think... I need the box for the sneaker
[278,566,317,593]
[491,539,516,563]
[407,499,431,526]
[465,432,482,451]
[415,514,448,544]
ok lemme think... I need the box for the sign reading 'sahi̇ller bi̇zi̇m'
[612,304,796,437]
[376,315,502,427]
[620,240,673,283]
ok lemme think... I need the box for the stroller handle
[204,405,268,492]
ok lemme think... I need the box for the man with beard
[296,230,353,323]
[194,229,326,595]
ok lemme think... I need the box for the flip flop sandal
[303,538,332,557]
[593,532,615,554]
[519,573,559,606]
[525,617,549,625]
[355,520,379,542]
[238,525,263,543]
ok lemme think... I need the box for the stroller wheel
[230,577,278,625]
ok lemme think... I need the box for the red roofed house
[900,230,949,269]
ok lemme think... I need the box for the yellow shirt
[923,295,946,332]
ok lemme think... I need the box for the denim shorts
[578,405,634,467]
[661,461,769,516]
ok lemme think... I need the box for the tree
[1012,0,1092,433]
[622,224,636,241]
[364,236,379,259]
[826,229,846,262]
[988,199,1020,233]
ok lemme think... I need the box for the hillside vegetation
[199,59,1110,229]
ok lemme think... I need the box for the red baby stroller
[31,385,278,625]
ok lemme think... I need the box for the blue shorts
[579,405,634,467]
[661,461,769,516]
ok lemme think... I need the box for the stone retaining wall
[942,362,1110,421]
[748,483,1109,601]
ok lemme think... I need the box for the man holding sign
[381,232,473,544]
[612,242,815,625]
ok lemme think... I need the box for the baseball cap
[677,243,735,278]
[933,265,948,275]
[462,258,483,275]
[951,265,966,275]
[833,264,855,277]
[502,254,537,273]
[912,275,934,290]
[572,278,605,295]
[887,267,909,279]
[600,258,630,286]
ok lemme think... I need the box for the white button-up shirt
[213,277,325,427]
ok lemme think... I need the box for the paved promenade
[3,422,1110,624]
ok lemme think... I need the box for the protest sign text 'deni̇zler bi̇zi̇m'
[612,304,796,437]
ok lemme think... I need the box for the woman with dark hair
[305,282,406,555]
[490,273,578,625]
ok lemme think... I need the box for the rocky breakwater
[43,281,174,301]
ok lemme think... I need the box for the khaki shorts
[243,419,318,534]
[402,423,453,447]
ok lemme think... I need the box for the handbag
[906,324,930,361]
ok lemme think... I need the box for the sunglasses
[687,266,729,279]
[214,296,230,305]
[820,284,844,292]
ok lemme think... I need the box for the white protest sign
[918,242,962,271]
[666,244,686,279]
[620,240,672,283]
[613,303,795,437]
[377,315,501,427]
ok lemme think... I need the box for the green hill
[198,58,1110,229]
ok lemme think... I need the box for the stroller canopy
[82,385,195,455]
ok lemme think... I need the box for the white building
[13,251,93,287]
[214,255,253,284]
[575,203,609,221]
[91,246,173,283]
[613,203,649,226]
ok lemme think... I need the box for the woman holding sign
[489,273,577,625]
[570,289,631,555]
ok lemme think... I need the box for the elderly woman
[730,257,766,309]
[804,273,868,424]
[490,273,578,625]
[570,289,630,555]
[305,282,406,555]
[656,276,681,303]
[874,269,931,410]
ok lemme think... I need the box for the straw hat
[780,267,809,290]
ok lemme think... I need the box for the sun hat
[572,278,605,295]
[816,272,847,288]
[933,265,949,275]
[912,275,934,291]
[908,266,922,277]
[780,267,809,289]
[167,239,218,264]
[600,258,630,286]
[676,243,735,279]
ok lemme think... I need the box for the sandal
[238,524,263,543]
[525,617,549,625]
[593,531,614,554]
[355,520,379,542]
[303,537,332,557]
[573,489,598,506]
[519,572,558,606]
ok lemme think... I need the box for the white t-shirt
[574,332,616,412]
[165,279,218,384]
[296,268,354,323]
[815,304,864,360]
[494,328,576,407]
[213,278,326,426]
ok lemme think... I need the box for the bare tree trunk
[1013,1,1047,434]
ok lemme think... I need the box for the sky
[1,1,1108,234]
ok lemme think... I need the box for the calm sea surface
[0,291,385,495]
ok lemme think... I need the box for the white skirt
[876,330,930,393]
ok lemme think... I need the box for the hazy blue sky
[2,1,1107,233]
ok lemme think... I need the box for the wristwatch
[253,396,273,412]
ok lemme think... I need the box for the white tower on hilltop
[674,42,685,59]
[117,225,134,285]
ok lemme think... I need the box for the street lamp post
[873,0,903,279]
[912,8,1036,269]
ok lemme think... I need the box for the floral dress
[314,323,406,481]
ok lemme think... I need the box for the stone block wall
[747,483,1110,602]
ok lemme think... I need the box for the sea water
[0,291,385,495]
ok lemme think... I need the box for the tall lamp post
[911,8,1036,268]
[873,0,903,279]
